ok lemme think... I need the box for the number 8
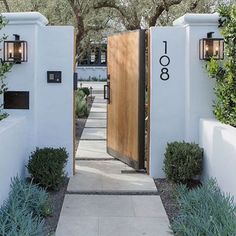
[160,68,169,81]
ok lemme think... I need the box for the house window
[78,44,107,66]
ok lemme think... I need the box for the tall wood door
[106,30,146,170]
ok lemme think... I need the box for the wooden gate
[106,30,146,170]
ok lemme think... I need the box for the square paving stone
[90,105,107,113]
[80,128,106,140]
[85,119,107,128]
[93,97,107,104]
[88,112,107,119]
[56,216,99,236]
[56,195,171,236]
[68,160,157,193]
[76,141,112,159]
[61,195,134,217]
[99,216,171,236]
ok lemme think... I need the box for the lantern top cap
[1,12,48,26]
[173,12,220,26]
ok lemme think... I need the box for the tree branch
[148,0,183,27]
[2,0,10,12]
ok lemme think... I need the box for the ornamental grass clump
[163,141,203,183]
[27,147,68,190]
[0,176,51,236]
[9,177,52,217]
[172,179,236,236]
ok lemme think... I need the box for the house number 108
[159,41,170,81]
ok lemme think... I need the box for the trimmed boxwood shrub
[163,141,203,183]
[27,147,68,190]
[172,179,236,235]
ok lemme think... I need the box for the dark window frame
[78,43,107,67]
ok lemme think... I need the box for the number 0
[159,55,170,67]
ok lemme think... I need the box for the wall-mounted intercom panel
[47,71,62,83]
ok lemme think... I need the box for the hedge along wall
[207,5,236,127]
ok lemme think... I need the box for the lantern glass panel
[200,38,224,60]
[4,41,27,63]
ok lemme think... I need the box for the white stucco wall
[35,25,74,176]
[175,14,219,143]
[149,27,186,178]
[149,13,221,178]
[0,12,74,206]
[200,119,236,202]
[0,116,29,205]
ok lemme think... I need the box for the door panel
[107,30,145,170]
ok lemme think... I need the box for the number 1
[163,41,167,54]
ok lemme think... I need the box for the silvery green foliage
[0,177,52,236]
[172,179,236,236]
[9,177,52,217]
[0,206,44,236]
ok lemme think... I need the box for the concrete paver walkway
[56,82,171,236]
[85,119,106,128]
[76,141,113,159]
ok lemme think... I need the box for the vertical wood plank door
[107,30,145,170]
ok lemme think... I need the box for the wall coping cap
[1,12,48,26]
[173,13,220,26]
[200,118,236,135]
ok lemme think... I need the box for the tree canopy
[0,0,232,55]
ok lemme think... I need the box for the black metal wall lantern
[199,32,224,60]
[3,34,27,64]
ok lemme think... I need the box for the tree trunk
[2,0,10,12]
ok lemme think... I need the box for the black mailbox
[4,91,29,109]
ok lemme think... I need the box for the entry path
[56,82,171,236]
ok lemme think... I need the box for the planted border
[171,179,236,235]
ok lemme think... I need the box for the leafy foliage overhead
[207,3,236,127]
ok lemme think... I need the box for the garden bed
[155,179,179,223]
[75,95,94,147]
[155,178,201,223]
[44,178,69,235]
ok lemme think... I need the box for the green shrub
[75,89,89,118]
[27,147,68,190]
[76,97,88,118]
[0,177,49,236]
[206,4,236,127]
[78,87,90,96]
[171,179,236,236]
[76,89,86,99]
[163,141,203,183]
[0,112,8,121]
